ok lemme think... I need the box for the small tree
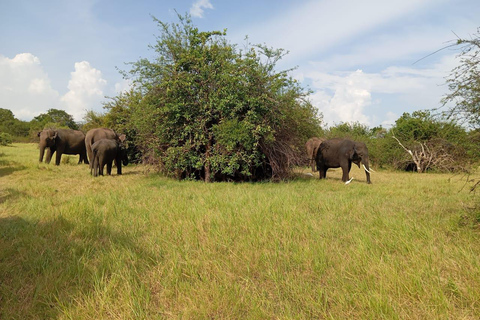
[441,28,480,129]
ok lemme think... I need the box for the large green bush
[121,14,321,181]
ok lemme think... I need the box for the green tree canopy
[122,14,322,181]
[31,108,78,130]
[0,108,30,137]
[390,110,470,172]
[81,110,106,132]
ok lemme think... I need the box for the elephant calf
[91,139,128,177]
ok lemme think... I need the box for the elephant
[305,137,325,172]
[38,128,88,165]
[85,128,126,170]
[315,138,372,184]
[91,139,128,176]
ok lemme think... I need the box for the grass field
[1,143,479,319]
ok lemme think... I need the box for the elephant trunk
[39,144,45,162]
[362,157,372,184]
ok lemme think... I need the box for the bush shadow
[0,216,158,319]
[0,160,27,178]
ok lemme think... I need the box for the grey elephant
[305,137,325,172]
[85,128,126,169]
[316,138,372,184]
[38,129,88,165]
[91,139,128,176]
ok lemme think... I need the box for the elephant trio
[306,137,372,184]
[38,127,128,177]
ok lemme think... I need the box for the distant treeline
[1,106,479,176]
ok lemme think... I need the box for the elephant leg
[341,166,350,182]
[93,158,98,177]
[107,161,113,175]
[116,161,122,175]
[45,149,53,164]
[318,166,327,179]
[55,151,62,165]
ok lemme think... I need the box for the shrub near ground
[1,143,479,319]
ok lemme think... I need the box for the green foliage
[0,108,30,138]
[103,90,143,163]
[0,132,13,145]
[392,110,465,142]
[122,14,321,181]
[325,121,373,140]
[31,108,78,131]
[388,110,472,171]
[81,110,106,132]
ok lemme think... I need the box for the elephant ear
[351,146,362,167]
[347,148,356,160]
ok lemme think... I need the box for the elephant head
[38,129,57,163]
[350,142,371,184]
[118,141,129,167]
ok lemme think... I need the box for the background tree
[0,108,30,140]
[122,14,321,181]
[81,110,106,132]
[391,111,470,172]
[31,108,78,131]
[441,27,480,129]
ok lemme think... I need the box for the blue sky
[1,0,478,127]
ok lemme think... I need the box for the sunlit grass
[1,143,479,319]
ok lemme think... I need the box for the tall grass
[1,143,479,319]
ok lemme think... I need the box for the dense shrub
[0,132,13,146]
[121,14,322,181]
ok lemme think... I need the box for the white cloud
[61,61,107,121]
[309,70,371,125]
[304,54,458,127]
[0,54,108,122]
[233,0,439,64]
[0,53,60,120]
[190,0,214,18]
[114,79,132,94]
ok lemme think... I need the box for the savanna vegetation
[1,143,479,319]
[1,15,479,319]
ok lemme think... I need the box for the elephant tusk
[363,164,374,173]
[345,177,354,185]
